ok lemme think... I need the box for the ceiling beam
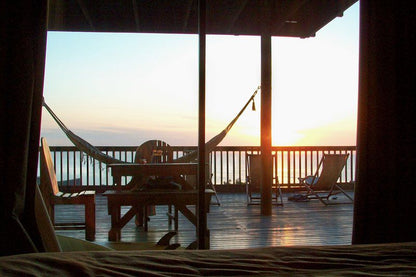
[47,0,357,37]
[182,0,194,32]
[226,0,249,33]
[273,0,308,34]
[132,0,141,32]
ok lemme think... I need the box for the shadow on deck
[54,192,354,250]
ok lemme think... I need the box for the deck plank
[54,192,353,249]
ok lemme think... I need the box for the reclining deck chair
[246,154,283,206]
[298,153,353,205]
[39,137,96,241]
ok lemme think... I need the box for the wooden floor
[54,192,354,250]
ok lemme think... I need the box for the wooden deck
[54,192,354,249]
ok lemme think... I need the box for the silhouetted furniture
[298,153,353,205]
[246,154,283,206]
[34,184,110,251]
[132,139,221,205]
[35,178,179,251]
[39,137,96,241]
[107,162,213,241]
[104,189,214,241]
[183,164,221,206]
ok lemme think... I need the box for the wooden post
[197,0,208,249]
[260,34,273,216]
[260,0,273,216]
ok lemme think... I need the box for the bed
[1,242,415,276]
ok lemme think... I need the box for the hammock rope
[174,86,259,163]
[42,86,259,164]
[42,99,124,165]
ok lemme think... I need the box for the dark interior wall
[0,1,48,256]
[352,1,416,244]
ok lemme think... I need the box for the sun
[272,129,304,146]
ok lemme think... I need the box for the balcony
[46,145,355,249]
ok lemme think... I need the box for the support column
[260,34,273,216]
[197,0,208,249]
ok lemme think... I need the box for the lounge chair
[39,137,96,241]
[35,180,179,251]
[246,154,283,206]
[298,153,353,205]
[38,137,179,250]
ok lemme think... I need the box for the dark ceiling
[48,0,357,38]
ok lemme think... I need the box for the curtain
[0,1,48,256]
[352,1,416,244]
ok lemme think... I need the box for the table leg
[109,205,121,241]
[135,206,144,227]
[144,205,148,232]
[176,204,196,226]
[174,207,179,231]
[168,205,173,227]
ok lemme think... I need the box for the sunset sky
[41,2,359,147]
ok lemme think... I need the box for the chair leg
[50,204,56,226]
[271,187,283,206]
[207,178,220,206]
[276,185,284,206]
[246,183,253,205]
[304,184,329,205]
[167,205,173,227]
[335,185,354,202]
[174,207,179,231]
[135,207,144,227]
[85,199,95,241]
[144,206,149,232]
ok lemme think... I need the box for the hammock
[174,87,259,163]
[42,99,124,165]
[42,86,259,164]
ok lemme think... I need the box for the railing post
[260,28,273,215]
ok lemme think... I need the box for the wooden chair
[246,154,283,206]
[39,137,96,241]
[35,178,180,251]
[298,153,354,205]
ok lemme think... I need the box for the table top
[103,189,214,197]
[109,163,198,177]
[102,189,214,206]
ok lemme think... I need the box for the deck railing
[42,145,356,192]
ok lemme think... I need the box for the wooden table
[105,163,212,242]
